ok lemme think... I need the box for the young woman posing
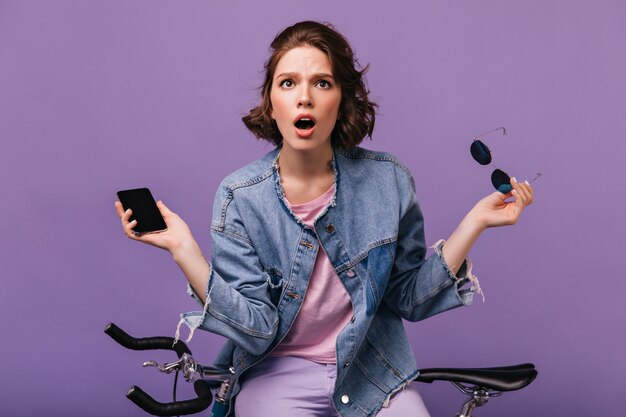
[115,21,534,417]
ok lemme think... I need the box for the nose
[297,86,313,108]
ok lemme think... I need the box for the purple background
[1,1,624,416]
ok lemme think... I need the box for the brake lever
[142,356,186,374]
[142,353,204,383]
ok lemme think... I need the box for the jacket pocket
[265,268,284,306]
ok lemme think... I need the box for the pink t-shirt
[270,185,354,364]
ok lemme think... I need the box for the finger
[120,208,139,238]
[522,180,534,204]
[511,189,523,207]
[510,178,528,207]
[125,218,140,239]
[494,190,511,201]
[512,178,532,205]
[156,200,173,216]
[517,182,532,205]
[122,208,133,223]
[115,201,125,217]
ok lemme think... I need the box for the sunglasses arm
[473,127,506,140]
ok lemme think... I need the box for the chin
[285,137,330,152]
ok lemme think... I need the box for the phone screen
[116,188,167,234]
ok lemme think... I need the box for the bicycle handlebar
[126,381,213,416]
[105,322,191,358]
[105,322,214,416]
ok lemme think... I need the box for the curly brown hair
[242,21,378,150]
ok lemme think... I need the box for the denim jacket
[179,146,476,417]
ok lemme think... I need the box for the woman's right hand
[114,200,195,254]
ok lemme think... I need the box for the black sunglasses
[470,127,541,193]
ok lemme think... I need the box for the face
[270,46,342,155]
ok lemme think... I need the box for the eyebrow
[275,72,335,80]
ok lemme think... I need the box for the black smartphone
[116,188,167,235]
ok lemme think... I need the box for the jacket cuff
[177,264,214,344]
[432,239,484,302]
[186,283,205,306]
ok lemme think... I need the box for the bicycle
[105,322,537,417]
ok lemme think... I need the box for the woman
[115,21,534,417]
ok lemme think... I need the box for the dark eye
[317,80,331,89]
[280,79,294,88]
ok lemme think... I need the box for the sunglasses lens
[491,169,512,193]
[470,140,492,165]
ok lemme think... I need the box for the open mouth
[294,118,316,130]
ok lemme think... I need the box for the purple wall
[1,1,624,415]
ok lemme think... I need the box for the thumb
[495,190,513,200]
[157,200,174,216]
[488,191,509,202]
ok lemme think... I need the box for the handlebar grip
[105,322,192,358]
[126,381,213,416]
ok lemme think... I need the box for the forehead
[274,46,333,77]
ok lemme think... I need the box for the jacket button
[346,269,355,278]
[326,223,335,233]
[341,395,350,404]
[344,362,350,368]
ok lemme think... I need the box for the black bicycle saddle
[415,363,538,392]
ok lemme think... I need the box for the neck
[277,144,334,181]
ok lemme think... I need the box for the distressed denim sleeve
[383,176,478,321]
[176,186,278,356]
[186,282,205,307]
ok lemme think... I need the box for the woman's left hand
[469,178,534,229]
[438,177,534,276]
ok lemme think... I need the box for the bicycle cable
[173,370,180,417]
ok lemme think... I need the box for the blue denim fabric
[179,146,475,417]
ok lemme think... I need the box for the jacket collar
[270,146,339,228]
